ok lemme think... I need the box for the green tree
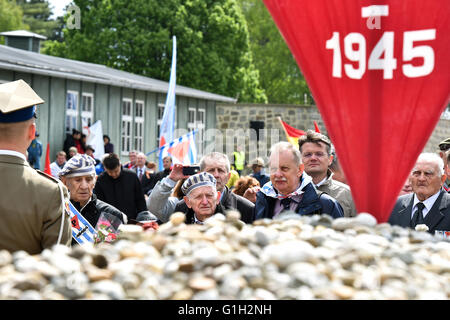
[0,0,28,36]
[16,0,61,40]
[238,0,312,104]
[43,0,267,103]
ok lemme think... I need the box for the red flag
[313,121,321,133]
[278,117,306,146]
[264,0,450,223]
[44,142,51,175]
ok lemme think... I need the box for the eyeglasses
[302,152,328,159]
[439,144,450,151]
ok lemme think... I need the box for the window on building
[134,100,145,152]
[157,103,165,146]
[121,99,132,154]
[188,107,196,132]
[156,103,177,146]
[65,91,78,134]
[187,107,206,157]
[81,93,94,134]
[197,108,206,156]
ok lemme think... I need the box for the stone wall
[216,103,450,173]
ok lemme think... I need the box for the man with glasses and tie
[389,153,450,234]
[298,130,357,217]
[254,141,343,220]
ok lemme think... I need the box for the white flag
[86,120,105,160]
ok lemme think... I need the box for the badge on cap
[0,79,44,123]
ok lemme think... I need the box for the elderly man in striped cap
[182,172,226,224]
[59,154,128,236]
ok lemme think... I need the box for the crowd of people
[1,79,449,256]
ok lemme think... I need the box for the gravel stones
[0,212,449,300]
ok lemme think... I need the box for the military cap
[182,172,217,196]
[439,137,450,151]
[0,79,44,123]
[59,154,97,178]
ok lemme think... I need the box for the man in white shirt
[389,153,450,234]
[50,150,67,178]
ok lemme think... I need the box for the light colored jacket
[146,176,180,222]
[316,170,357,217]
[0,154,72,254]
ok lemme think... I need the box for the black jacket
[71,194,126,245]
[94,168,147,221]
[138,170,156,195]
[388,190,450,234]
[254,175,344,220]
[63,134,76,156]
[173,186,255,223]
[184,202,227,224]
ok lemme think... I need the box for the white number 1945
[326,29,436,79]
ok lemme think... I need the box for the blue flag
[65,200,96,245]
[159,36,177,170]
[160,130,198,166]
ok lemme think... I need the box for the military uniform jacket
[0,154,72,255]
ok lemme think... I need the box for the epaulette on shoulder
[36,170,60,183]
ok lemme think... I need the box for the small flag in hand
[44,142,51,175]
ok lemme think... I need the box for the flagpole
[158,35,177,170]
[277,116,290,141]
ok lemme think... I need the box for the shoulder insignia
[36,170,60,183]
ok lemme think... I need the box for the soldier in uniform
[0,79,72,255]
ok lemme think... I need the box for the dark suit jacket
[94,168,147,222]
[388,190,450,234]
[134,167,154,195]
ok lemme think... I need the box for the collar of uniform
[0,149,27,162]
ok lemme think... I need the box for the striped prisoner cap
[59,154,97,178]
[181,172,217,196]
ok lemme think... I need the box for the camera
[182,165,200,176]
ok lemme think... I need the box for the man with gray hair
[182,172,226,224]
[389,153,450,233]
[254,141,343,220]
[59,154,128,238]
[148,152,255,223]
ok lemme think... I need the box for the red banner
[264,0,450,222]
[44,142,51,175]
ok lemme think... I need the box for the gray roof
[0,30,47,40]
[0,44,237,103]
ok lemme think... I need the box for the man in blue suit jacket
[254,141,343,220]
[389,153,450,234]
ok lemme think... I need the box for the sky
[48,0,74,19]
